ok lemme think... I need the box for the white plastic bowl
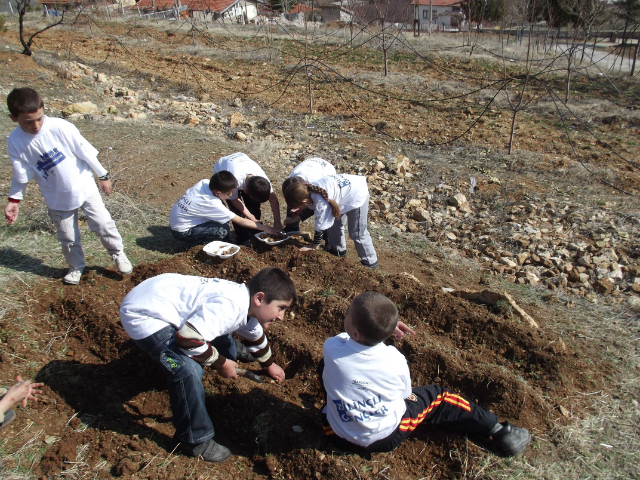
[202,241,240,259]
[254,232,290,245]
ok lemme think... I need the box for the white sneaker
[112,251,133,274]
[63,267,84,285]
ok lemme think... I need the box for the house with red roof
[411,0,466,30]
[135,0,260,22]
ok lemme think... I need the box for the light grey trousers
[326,194,377,266]
[48,192,124,270]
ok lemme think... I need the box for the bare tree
[17,0,70,56]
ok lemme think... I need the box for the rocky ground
[0,18,639,480]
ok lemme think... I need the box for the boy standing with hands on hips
[4,87,132,285]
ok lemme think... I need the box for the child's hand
[263,225,281,235]
[99,179,112,196]
[393,322,416,340]
[265,364,285,382]
[299,246,319,252]
[284,216,299,224]
[4,202,20,225]
[5,376,44,408]
[217,359,239,379]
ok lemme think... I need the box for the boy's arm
[5,159,32,225]
[232,216,280,235]
[229,198,258,222]
[174,321,239,378]
[268,192,282,230]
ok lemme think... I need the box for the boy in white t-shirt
[213,152,282,246]
[120,267,296,463]
[169,171,281,248]
[318,292,531,456]
[4,88,132,285]
[281,157,336,235]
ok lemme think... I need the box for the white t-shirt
[213,152,273,201]
[169,180,236,232]
[120,274,266,359]
[8,116,107,211]
[309,174,369,231]
[322,333,412,447]
[288,157,336,183]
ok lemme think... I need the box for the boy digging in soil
[212,152,282,246]
[4,88,132,285]
[318,291,531,456]
[120,268,296,463]
[169,171,281,248]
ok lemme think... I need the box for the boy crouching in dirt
[4,87,133,285]
[317,291,531,456]
[120,268,296,463]
[169,171,281,248]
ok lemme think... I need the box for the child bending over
[281,157,336,235]
[284,174,377,269]
[213,152,282,246]
[120,268,296,463]
[317,292,531,456]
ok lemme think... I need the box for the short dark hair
[209,170,238,194]
[282,176,305,197]
[350,292,398,346]
[245,176,271,203]
[247,267,297,304]
[7,88,44,117]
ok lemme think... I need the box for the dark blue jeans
[172,221,230,248]
[134,326,237,447]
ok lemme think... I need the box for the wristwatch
[98,172,112,181]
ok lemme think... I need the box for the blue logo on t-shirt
[332,396,389,422]
[37,148,66,180]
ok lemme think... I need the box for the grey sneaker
[63,267,83,285]
[491,421,531,456]
[112,251,133,274]
[184,439,231,463]
[362,261,379,270]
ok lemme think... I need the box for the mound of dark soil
[29,243,609,479]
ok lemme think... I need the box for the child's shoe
[182,438,231,463]
[63,267,84,285]
[362,261,379,270]
[112,251,133,274]
[490,421,531,456]
[0,409,16,430]
[234,339,255,363]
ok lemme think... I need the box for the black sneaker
[491,422,531,456]
[182,439,231,463]
[328,249,347,257]
[234,339,255,363]
[362,261,379,270]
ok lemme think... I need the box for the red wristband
[8,198,21,204]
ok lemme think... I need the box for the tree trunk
[508,109,517,154]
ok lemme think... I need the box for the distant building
[317,3,353,22]
[135,0,259,21]
[411,0,466,29]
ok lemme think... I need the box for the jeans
[172,221,230,248]
[134,326,237,446]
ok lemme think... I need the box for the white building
[412,0,466,29]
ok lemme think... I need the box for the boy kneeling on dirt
[169,171,281,248]
[120,268,296,462]
[317,291,531,456]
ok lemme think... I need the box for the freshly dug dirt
[20,242,610,479]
